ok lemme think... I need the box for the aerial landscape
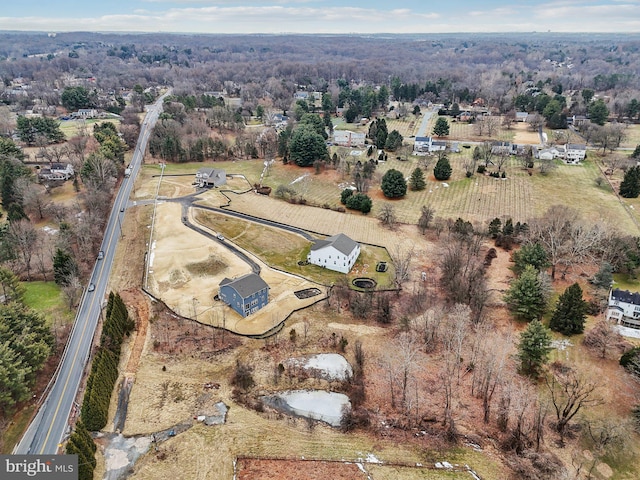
[2,1,640,480]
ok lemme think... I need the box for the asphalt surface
[14,90,171,455]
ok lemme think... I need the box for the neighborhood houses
[219,273,270,317]
[307,233,361,274]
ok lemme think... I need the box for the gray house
[195,168,226,188]
[219,273,269,317]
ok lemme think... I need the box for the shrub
[477,165,486,174]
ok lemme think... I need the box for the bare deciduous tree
[390,244,413,290]
[545,367,603,445]
[583,320,625,359]
[378,203,397,228]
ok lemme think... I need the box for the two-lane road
[15,90,171,455]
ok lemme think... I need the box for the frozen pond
[287,353,353,381]
[262,390,351,427]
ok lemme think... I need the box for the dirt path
[120,288,151,376]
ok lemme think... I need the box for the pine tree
[433,156,452,180]
[549,283,588,335]
[512,242,550,276]
[591,262,613,290]
[432,117,450,136]
[517,320,552,376]
[620,166,640,198]
[381,169,407,198]
[504,264,548,322]
[409,167,426,191]
[488,218,502,238]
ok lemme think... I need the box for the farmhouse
[413,136,446,154]
[195,167,226,188]
[606,288,640,329]
[565,144,587,164]
[307,233,360,274]
[219,273,270,318]
[333,130,365,147]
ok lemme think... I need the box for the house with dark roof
[219,273,269,317]
[307,233,360,274]
[195,167,226,188]
[565,144,587,164]
[607,288,640,329]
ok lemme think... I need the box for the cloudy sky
[1,0,639,34]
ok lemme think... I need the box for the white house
[606,288,640,329]
[565,144,587,164]
[333,130,365,147]
[413,136,446,154]
[307,233,360,274]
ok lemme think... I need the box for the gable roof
[310,233,359,256]
[611,288,640,306]
[220,273,269,298]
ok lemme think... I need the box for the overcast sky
[1,1,639,34]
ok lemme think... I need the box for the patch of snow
[442,182,449,187]
[289,353,353,381]
[616,325,640,339]
[42,226,58,235]
[442,461,453,469]
[356,463,366,473]
[551,339,573,350]
[350,150,363,156]
[366,453,381,464]
[290,173,309,185]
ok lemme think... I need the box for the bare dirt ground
[510,122,543,144]
[235,458,366,480]
[145,201,326,336]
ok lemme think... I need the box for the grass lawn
[58,118,120,139]
[192,209,393,288]
[612,273,640,291]
[1,405,35,454]
[21,281,72,326]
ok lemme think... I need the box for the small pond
[352,277,377,289]
[262,390,351,427]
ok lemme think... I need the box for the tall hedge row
[80,292,133,431]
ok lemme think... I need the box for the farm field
[137,150,640,241]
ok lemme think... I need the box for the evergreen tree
[549,283,588,335]
[591,262,613,290]
[409,167,426,191]
[288,124,328,167]
[488,218,502,238]
[433,155,452,180]
[53,248,78,287]
[632,145,640,159]
[512,242,550,276]
[517,320,552,376]
[340,188,354,205]
[381,169,407,198]
[432,117,450,136]
[620,165,640,198]
[384,130,403,151]
[588,98,609,126]
[504,264,548,322]
[502,218,514,236]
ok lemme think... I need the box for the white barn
[606,288,640,329]
[307,233,360,274]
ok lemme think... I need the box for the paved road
[14,90,171,455]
